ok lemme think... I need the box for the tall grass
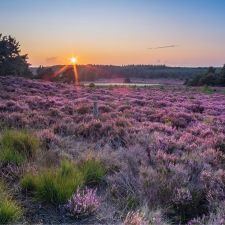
[21,160,84,204]
[79,159,106,184]
[0,130,40,165]
[0,181,22,224]
[21,159,106,204]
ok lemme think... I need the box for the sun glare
[70,57,77,64]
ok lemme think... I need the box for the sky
[0,0,225,67]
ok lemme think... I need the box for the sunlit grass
[0,130,40,165]
[21,160,84,204]
[21,159,106,204]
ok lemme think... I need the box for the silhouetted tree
[220,64,225,86]
[0,34,31,76]
[207,67,216,74]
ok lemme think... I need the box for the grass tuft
[79,159,106,184]
[0,130,40,165]
[21,159,106,204]
[21,160,84,204]
[0,181,22,224]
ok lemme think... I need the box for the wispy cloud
[148,45,179,50]
[46,56,58,64]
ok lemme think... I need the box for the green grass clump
[21,159,106,204]
[0,182,22,224]
[21,160,84,204]
[79,159,106,184]
[20,173,37,192]
[0,130,40,165]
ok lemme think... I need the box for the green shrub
[0,130,40,165]
[0,182,22,224]
[79,159,106,184]
[21,160,84,204]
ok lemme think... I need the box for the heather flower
[36,129,60,149]
[65,187,100,217]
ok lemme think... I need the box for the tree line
[185,66,225,86]
[36,64,208,82]
[1,34,225,86]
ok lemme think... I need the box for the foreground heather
[0,76,225,224]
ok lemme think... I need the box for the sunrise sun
[70,57,77,64]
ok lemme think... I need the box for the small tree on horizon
[0,34,31,76]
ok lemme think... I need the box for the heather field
[0,76,225,225]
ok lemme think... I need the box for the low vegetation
[0,76,225,224]
[21,159,105,204]
[21,160,84,204]
[79,159,106,184]
[66,187,100,218]
[0,181,22,224]
[0,130,40,165]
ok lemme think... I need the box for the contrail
[148,45,178,50]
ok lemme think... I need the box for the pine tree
[0,34,31,76]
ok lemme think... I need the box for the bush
[79,159,106,184]
[21,160,84,204]
[89,83,95,88]
[0,130,40,165]
[65,187,100,217]
[0,181,22,224]
[77,105,90,114]
[168,189,208,224]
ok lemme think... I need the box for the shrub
[79,159,106,184]
[21,160,84,204]
[65,187,100,217]
[168,189,208,224]
[188,203,225,225]
[77,105,90,114]
[0,130,40,165]
[89,83,95,88]
[0,182,22,224]
[37,129,60,150]
[108,167,141,211]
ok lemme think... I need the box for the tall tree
[0,34,31,76]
